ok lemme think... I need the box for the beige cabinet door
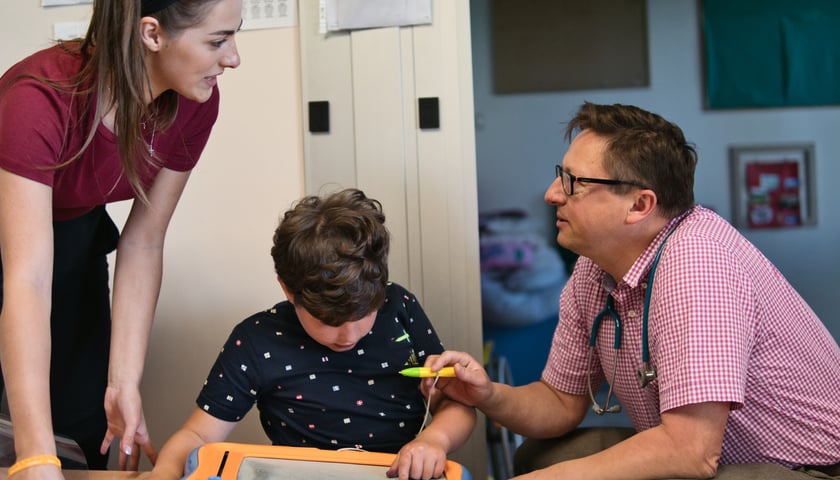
[298,1,485,477]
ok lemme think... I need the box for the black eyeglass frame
[555,165,649,196]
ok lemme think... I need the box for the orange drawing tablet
[182,442,470,479]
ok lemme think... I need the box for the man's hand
[421,351,494,408]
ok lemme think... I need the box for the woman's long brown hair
[14,0,222,203]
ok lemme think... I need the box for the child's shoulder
[231,300,296,332]
[380,282,429,320]
[383,282,420,306]
[385,281,409,296]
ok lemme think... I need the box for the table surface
[0,468,150,479]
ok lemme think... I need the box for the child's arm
[386,392,477,480]
[422,393,477,453]
[149,408,238,480]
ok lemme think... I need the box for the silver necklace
[142,120,156,155]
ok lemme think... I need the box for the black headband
[141,0,179,16]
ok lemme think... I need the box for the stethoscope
[585,224,679,415]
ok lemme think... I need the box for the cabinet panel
[351,27,413,285]
[298,2,484,477]
[299,7,356,194]
[404,1,482,350]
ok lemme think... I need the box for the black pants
[0,206,119,470]
[514,428,840,479]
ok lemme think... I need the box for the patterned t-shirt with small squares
[196,282,444,453]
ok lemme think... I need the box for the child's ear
[278,277,294,303]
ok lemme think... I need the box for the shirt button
[627,310,638,317]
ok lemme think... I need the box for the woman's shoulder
[2,43,83,83]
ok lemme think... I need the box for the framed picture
[729,143,817,229]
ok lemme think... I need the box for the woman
[0,0,241,477]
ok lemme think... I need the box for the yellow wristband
[7,455,62,477]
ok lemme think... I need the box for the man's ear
[278,277,294,304]
[139,16,164,52]
[626,189,658,224]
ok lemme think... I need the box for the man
[427,102,840,479]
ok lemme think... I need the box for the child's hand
[386,438,447,480]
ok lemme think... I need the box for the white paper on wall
[323,0,432,32]
[242,0,298,30]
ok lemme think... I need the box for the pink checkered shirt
[543,205,840,467]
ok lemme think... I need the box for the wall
[471,0,840,338]
[0,0,305,467]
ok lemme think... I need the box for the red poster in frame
[744,160,801,228]
[729,144,817,229]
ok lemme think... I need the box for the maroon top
[0,44,219,221]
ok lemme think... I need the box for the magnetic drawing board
[182,442,469,480]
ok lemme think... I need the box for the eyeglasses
[555,165,648,196]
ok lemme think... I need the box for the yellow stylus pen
[399,366,456,378]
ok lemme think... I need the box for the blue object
[483,315,555,386]
[182,447,200,480]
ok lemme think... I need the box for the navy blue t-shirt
[196,283,445,453]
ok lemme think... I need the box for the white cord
[416,374,441,436]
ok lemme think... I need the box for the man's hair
[270,188,390,326]
[565,102,698,218]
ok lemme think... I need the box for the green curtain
[703,0,840,109]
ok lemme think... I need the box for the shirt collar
[620,206,695,289]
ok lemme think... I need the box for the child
[151,188,476,480]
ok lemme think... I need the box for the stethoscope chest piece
[637,363,656,388]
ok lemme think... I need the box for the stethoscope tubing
[586,218,684,413]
